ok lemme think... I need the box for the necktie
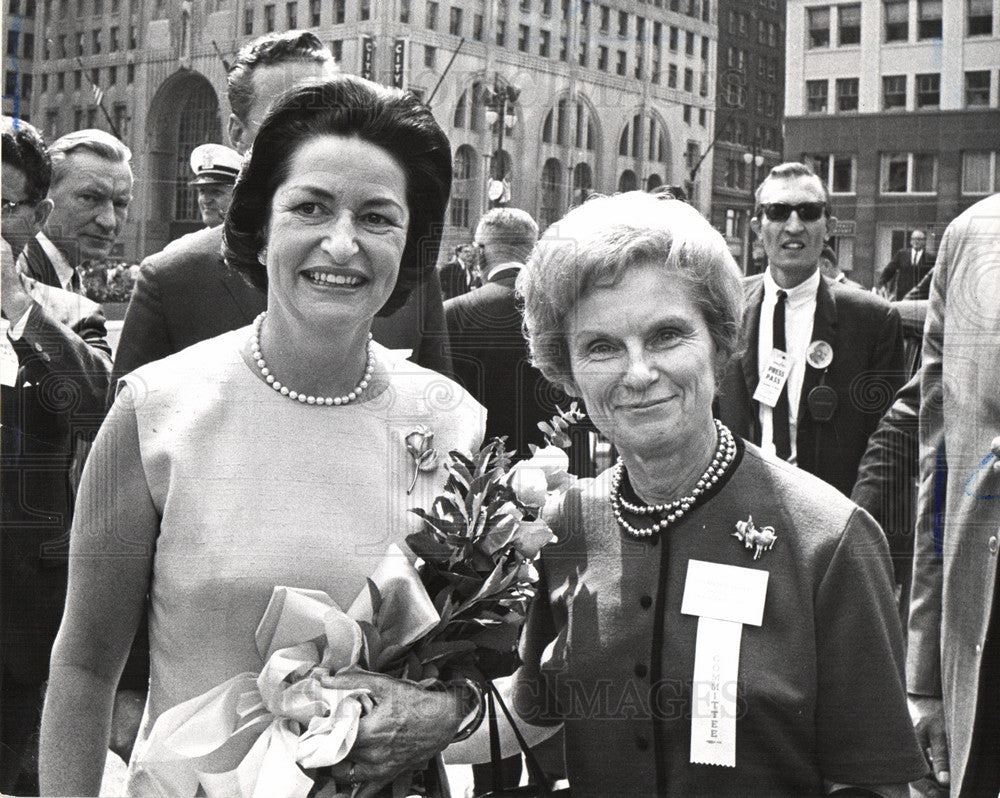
[772,290,791,460]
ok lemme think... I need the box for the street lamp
[741,144,765,275]
[483,76,519,207]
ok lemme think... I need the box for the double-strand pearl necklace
[610,419,737,540]
[249,311,375,406]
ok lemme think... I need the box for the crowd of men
[2,27,998,798]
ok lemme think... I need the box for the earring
[257,248,267,266]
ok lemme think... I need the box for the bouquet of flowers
[132,406,583,798]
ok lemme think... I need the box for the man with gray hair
[20,128,133,293]
[446,208,564,458]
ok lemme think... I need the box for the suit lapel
[796,277,837,463]
[206,228,265,323]
[741,277,764,400]
[20,237,59,288]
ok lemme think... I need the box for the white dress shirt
[757,267,821,464]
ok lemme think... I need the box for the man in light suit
[446,208,564,460]
[1,117,112,795]
[19,129,133,294]
[878,229,935,301]
[905,192,1000,797]
[716,162,905,498]
[111,30,452,387]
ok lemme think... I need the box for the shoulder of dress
[123,328,246,399]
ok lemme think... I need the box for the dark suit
[1,280,111,792]
[111,225,453,386]
[445,264,565,460]
[879,247,934,301]
[716,273,905,498]
[18,235,78,293]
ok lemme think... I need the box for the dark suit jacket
[716,273,905,498]
[111,225,453,387]
[878,247,934,300]
[1,280,111,682]
[445,265,566,460]
[19,235,75,292]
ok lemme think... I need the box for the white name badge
[0,321,18,387]
[681,560,769,626]
[752,348,790,409]
[682,560,769,768]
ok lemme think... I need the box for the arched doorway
[145,71,223,253]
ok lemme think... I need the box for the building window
[450,197,470,229]
[685,30,695,55]
[334,0,345,23]
[399,0,409,22]
[961,151,999,193]
[473,13,483,39]
[41,73,48,92]
[836,77,859,111]
[882,74,906,109]
[264,4,275,32]
[426,1,438,29]
[669,26,678,51]
[881,152,937,193]
[541,0,551,15]
[917,0,942,38]
[838,3,861,44]
[968,0,993,35]
[243,6,254,32]
[884,0,908,41]
[618,10,628,36]
[806,79,828,113]
[517,24,528,51]
[330,39,342,60]
[286,1,297,28]
[76,31,84,55]
[616,50,626,75]
[424,45,436,67]
[599,4,609,31]
[129,25,137,48]
[449,6,462,35]
[57,71,65,91]
[311,0,321,25]
[965,70,990,106]
[108,65,116,85]
[127,63,134,83]
[683,67,693,92]
[808,154,856,193]
[683,104,691,123]
[808,6,830,48]
[74,69,82,89]
[916,73,940,108]
[93,0,101,12]
[539,29,551,56]
[110,26,119,51]
[496,20,506,45]
[359,0,370,20]
[698,107,707,126]
[580,40,588,66]
[558,35,567,60]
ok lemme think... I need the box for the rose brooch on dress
[405,425,439,494]
[732,515,777,561]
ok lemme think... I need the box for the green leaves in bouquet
[403,437,549,681]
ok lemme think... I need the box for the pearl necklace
[249,311,375,406]
[610,419,737,540]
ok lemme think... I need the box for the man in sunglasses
[717,162,904,499]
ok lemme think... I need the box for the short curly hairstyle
[223,76,452,317]
[517,191,744,391]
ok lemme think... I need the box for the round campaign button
[807,385,838,422]
[806,340,834,370]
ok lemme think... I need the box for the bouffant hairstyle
[517,191,744,391]
[223,76,452,316]
[1,116,51,201]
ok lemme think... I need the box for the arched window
[646,174,663,191]
[174,80,221,222]
[470,81,486,132]
[453,145,473,180]
[542,109,554,143]
[454,89,468,129]
[618,170,638,192]
[572,162,593,206]
[540,158,564,230]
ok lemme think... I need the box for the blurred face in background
[1,163,52,255]
[196,183,235,227]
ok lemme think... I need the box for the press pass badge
[682,560,769,768]
[752,349,790,408]
[0,320,19,387]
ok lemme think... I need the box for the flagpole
[76,56,122,139]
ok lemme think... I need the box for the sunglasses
[757,202,827,222]
[1,197,36,214]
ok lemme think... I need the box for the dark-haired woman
[40,76,484,797]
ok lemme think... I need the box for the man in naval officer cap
[188,143,242,228]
